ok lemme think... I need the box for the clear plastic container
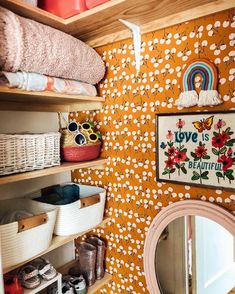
[38,0,87,19]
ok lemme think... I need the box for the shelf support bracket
[119,19,141,73]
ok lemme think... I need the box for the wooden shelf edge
[87,0,235,47]
[0,86,104,112]
[3,217,111,274]
[64,0,124,24]
[0,87,104,102]
[58,260,112,294]
[0,100,103,112]
[0,158,108,185]
[88,273,112,293]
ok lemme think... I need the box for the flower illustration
[168,146,176,156]
[195,144,208,158]
[166,130,173,141]
[212,121,235,184]
[212,135,225,148]
[191,141,210,184]
[214,119,226,129]
[227,147,233,156]
[165,157,174,169]
[218,155,233,171]
[174,151,187,163]
[176,119,185,128]
[220,131,230,142]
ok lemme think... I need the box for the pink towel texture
[0,7,105,84]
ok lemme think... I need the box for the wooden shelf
[0,86,104,112]
[3,217,111,274]
[0,158,108,185]
[58,260,112,294]
[88,272,112,294]
[0,0,234,47]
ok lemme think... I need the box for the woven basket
[34,183,106,236]
[58,113,101,162]
[0,132,61,176]
[63,142,101,162]
[0,198,57,268]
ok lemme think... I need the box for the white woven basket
[34,184,106,236]
[0,198,57,269]
[0,132,61,176]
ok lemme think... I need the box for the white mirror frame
[143,200,235,294]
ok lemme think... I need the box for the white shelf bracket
[119,19,141,73]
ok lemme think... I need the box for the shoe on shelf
[77,242,97,287]
[86,236,106,280]
[69,275,87,294]
[62,275,74,294]
[18,265,41,289]
[31,258,57,281]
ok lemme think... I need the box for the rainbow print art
[176,58,222,108]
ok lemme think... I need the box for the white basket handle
[18,213,48,233]
[80,194,100,209]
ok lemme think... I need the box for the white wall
[0,111,74,293]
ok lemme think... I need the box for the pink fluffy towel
[0,7,105,84]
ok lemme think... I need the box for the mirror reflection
[155,216,235,294]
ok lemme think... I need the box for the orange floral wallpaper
[71,9,235,294]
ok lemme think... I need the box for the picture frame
[156,111,235,191]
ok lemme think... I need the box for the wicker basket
[0,132,61,176]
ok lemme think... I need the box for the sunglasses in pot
[68,121,101,145]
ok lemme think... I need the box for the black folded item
[35,185,80,205]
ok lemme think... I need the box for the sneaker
[69,275,87,294]
[62,275,74,294]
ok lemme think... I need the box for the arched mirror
[144,200,235,294]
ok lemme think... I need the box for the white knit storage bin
[0,198,57,269]
[0,132,61,176]
[36,184,106,236]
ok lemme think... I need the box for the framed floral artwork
[156,111,235,191]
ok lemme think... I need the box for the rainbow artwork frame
[176,58,222,108]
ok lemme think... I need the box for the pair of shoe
[47,274,86,294]
[18,258,57,289]
[74,236,106,287]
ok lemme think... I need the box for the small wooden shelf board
[0,0,234,47]
[58,260,112,294]
[3,217,111,274]
[0,86,104,112]
[0,158,108,185]
[24,273,62,294]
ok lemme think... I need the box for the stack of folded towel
[0,6,105,96]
